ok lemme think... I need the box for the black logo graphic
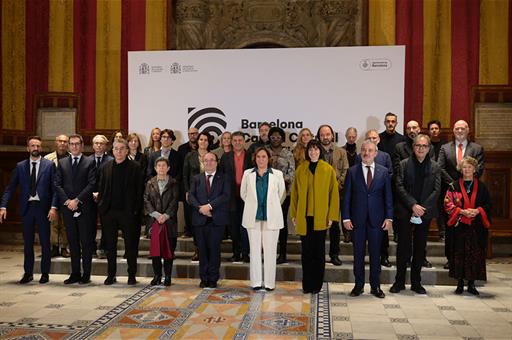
[170,62,181,74]
[188,107,227,142]
[139,63,150,75]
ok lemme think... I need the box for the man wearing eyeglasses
[390,134,441,295]
[54,134,96,285]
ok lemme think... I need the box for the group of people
[0,113,491,298]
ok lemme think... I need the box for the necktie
[96,156,101,169]
[72,157,79,174]
[366,165,372,189]
[457,143,463,163]
[206,174,212,194]
[30,162,37,197]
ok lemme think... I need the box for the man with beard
[178,127,199,238]
[378,112,406,156]
[438,120,484,269]
[1,136,57,284]
[247,122,271,164]
[317,124,349,266]
[44,134,70,258]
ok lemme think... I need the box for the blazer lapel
[356,165,367,192]
[36,160,46,184]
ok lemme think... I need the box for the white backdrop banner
[128,46,405,146]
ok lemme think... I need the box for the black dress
[444,178,491,281]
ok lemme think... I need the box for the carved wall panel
[172,0,367,50]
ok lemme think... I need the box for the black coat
[143,176,179,238]
[219,150,252,210]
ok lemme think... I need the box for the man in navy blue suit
[188,152,230,289]
[343,140,393,298]
[54,134,96,285]
[0,136,57,284]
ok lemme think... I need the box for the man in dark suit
[390,134,441,295]
[343,140,393,298]
[97,138,144,285]
[219,131,252,263]
[54,134,96,284]
[438,119,484,269]
[188,152,230,288]
[1,136,57,284]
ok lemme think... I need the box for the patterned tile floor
[0,250,512,339]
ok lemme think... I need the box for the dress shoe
[230,255,242,263]
[265,287,274,292]
[371,287,386,298]
[180,232,192,239]
[422,259,433,268]
[51,246,60,257]
[61,248,70,258]
[467,281,479,295]
[191,251,199,262]
[163,276,171,287]
[80,275,91,284]
[127,276,137,285]
[19,273,33,284]
[455,279,464,294]
[276,255,287,264]
[209,281,217,289]
[199,280,207,288]
[150,276,162,286]
[311,289,321,294]
[64,275,81,284]
[349,286,364,297]
[252,286,262,291]
[380,258,392,267]
[330,256,342,266]
[104,276,116,285]
[39,274,49,284]
[242,255,250,263]
[411,285,427,294]
[443,261,450,269]
[389,283,405,293]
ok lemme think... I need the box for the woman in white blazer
[241,147,286,291]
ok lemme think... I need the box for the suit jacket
[147,148,179,180]
[394,157,441,220]
[438,140,484,182]
[240,168,286,230]
[55,155,96,212]
[355,151,393,176]
[219,150,252,210]
[1,158,57,215]
[188,171,230,226]
[342,163,393,228]
[183,150,202,193]
[392,139,435,176]
[97,159,144,216]
[89,153,114,192]
[143,176,179,237]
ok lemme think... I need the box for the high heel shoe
[150,275,162,286]
[467,281,479,295]
[455,279,464,294]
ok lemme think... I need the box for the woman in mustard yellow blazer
[290,140,340,294]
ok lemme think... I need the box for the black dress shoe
[163,276,171,286]
[265,287,274,292]
[150,276,162,286]
[371,288,385,298]
[380,258,392,267]
[51,246,60,257]
[411,285,427,294]
[443,261,450,269]
[80,275,91,284]
[455,279,464,294]
[19,273,33,284]
[61,248,70,258]
[209,281,218,289]
[127,276,137,285]
[39,274,49,284]
[276,255,287,264]
[104,276,116,285]
[64,275,81,284]
[350,286,364,297]
[252,286,262,291]
[422,259,433,268]
[242,255,250,263]
[230,255,242,263]
[389,283,405,293]
[199,280,207,288]
[330,256,342,266]
[467,282,479,295]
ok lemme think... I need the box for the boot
[467,280,479,295]
[455,279,464,294]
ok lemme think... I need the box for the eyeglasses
[161,135,171,140]
[414,144,429,149]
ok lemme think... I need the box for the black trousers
[380,229,389,259]
[301,217,326,293]
[278,196,290,256]
[329,221,341,258]
[195,221,224,283]
[101,210,139,277]
[395,218,430,286]
[62,208,95,278]
[230,197,249,257]
[152,236,177,277]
